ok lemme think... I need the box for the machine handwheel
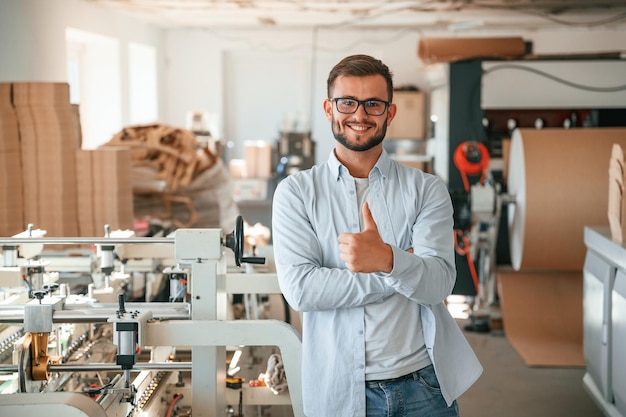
[224,215,266,267]
[225,215,245,266]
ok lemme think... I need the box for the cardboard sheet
[0,83,11,107]
[507,128,626,271]
[12,82,71,106]
[497,268,584,367]
[608,144,625,241]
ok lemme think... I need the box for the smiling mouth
[346,123,373,132]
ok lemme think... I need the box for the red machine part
[453,141,490,192]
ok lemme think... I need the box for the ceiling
[85,0,626,31]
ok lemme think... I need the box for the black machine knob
[224,215,266,267]
[32,290,46,302]
[43,283,59,294]
[117,293,126,314]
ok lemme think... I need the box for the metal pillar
[190,256,227,417]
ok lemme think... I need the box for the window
[66,27,121,149]
[129,42,158,125]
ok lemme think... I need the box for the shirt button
[359,364,364,369]
[352,223,358,229]
[358,330,363,335]
[349,190,355,195]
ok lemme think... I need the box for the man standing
[272,54,482,417]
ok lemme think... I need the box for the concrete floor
[457,322,603,417]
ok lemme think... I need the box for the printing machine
[0,217,304,417]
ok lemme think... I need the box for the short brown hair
[327,54,394,102]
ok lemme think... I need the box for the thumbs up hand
[338,202,393,273]
[361,200,379,233]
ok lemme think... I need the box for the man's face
[323,74,396,152]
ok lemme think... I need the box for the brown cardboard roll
[417,37,526,65]
[508,128,626,271]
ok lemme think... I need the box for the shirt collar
[327,148,391,180]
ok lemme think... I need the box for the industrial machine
[274,131,315,179]
[582,226,626,417]
[0,218,304,417]
[450,140,513,331]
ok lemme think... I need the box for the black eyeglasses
[331,97,390,116]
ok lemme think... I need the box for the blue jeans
[365,365,460,417]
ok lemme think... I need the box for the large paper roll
[508,128,626,271]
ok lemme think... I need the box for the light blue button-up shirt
[272,149,482,417]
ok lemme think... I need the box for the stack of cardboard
[0,83,24,236]
[11,82,81,237]
[386,90,426,140]
[76,148,134,237]
[0,82,134,238]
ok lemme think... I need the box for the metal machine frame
[0,226,304,417]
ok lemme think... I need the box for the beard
[332,115,387,152]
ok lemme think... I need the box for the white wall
[0,1,67,81]
[482,60,626,109]
[482,29,626,109]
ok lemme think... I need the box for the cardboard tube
[508,128,626,271]
[417,37,526,65]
